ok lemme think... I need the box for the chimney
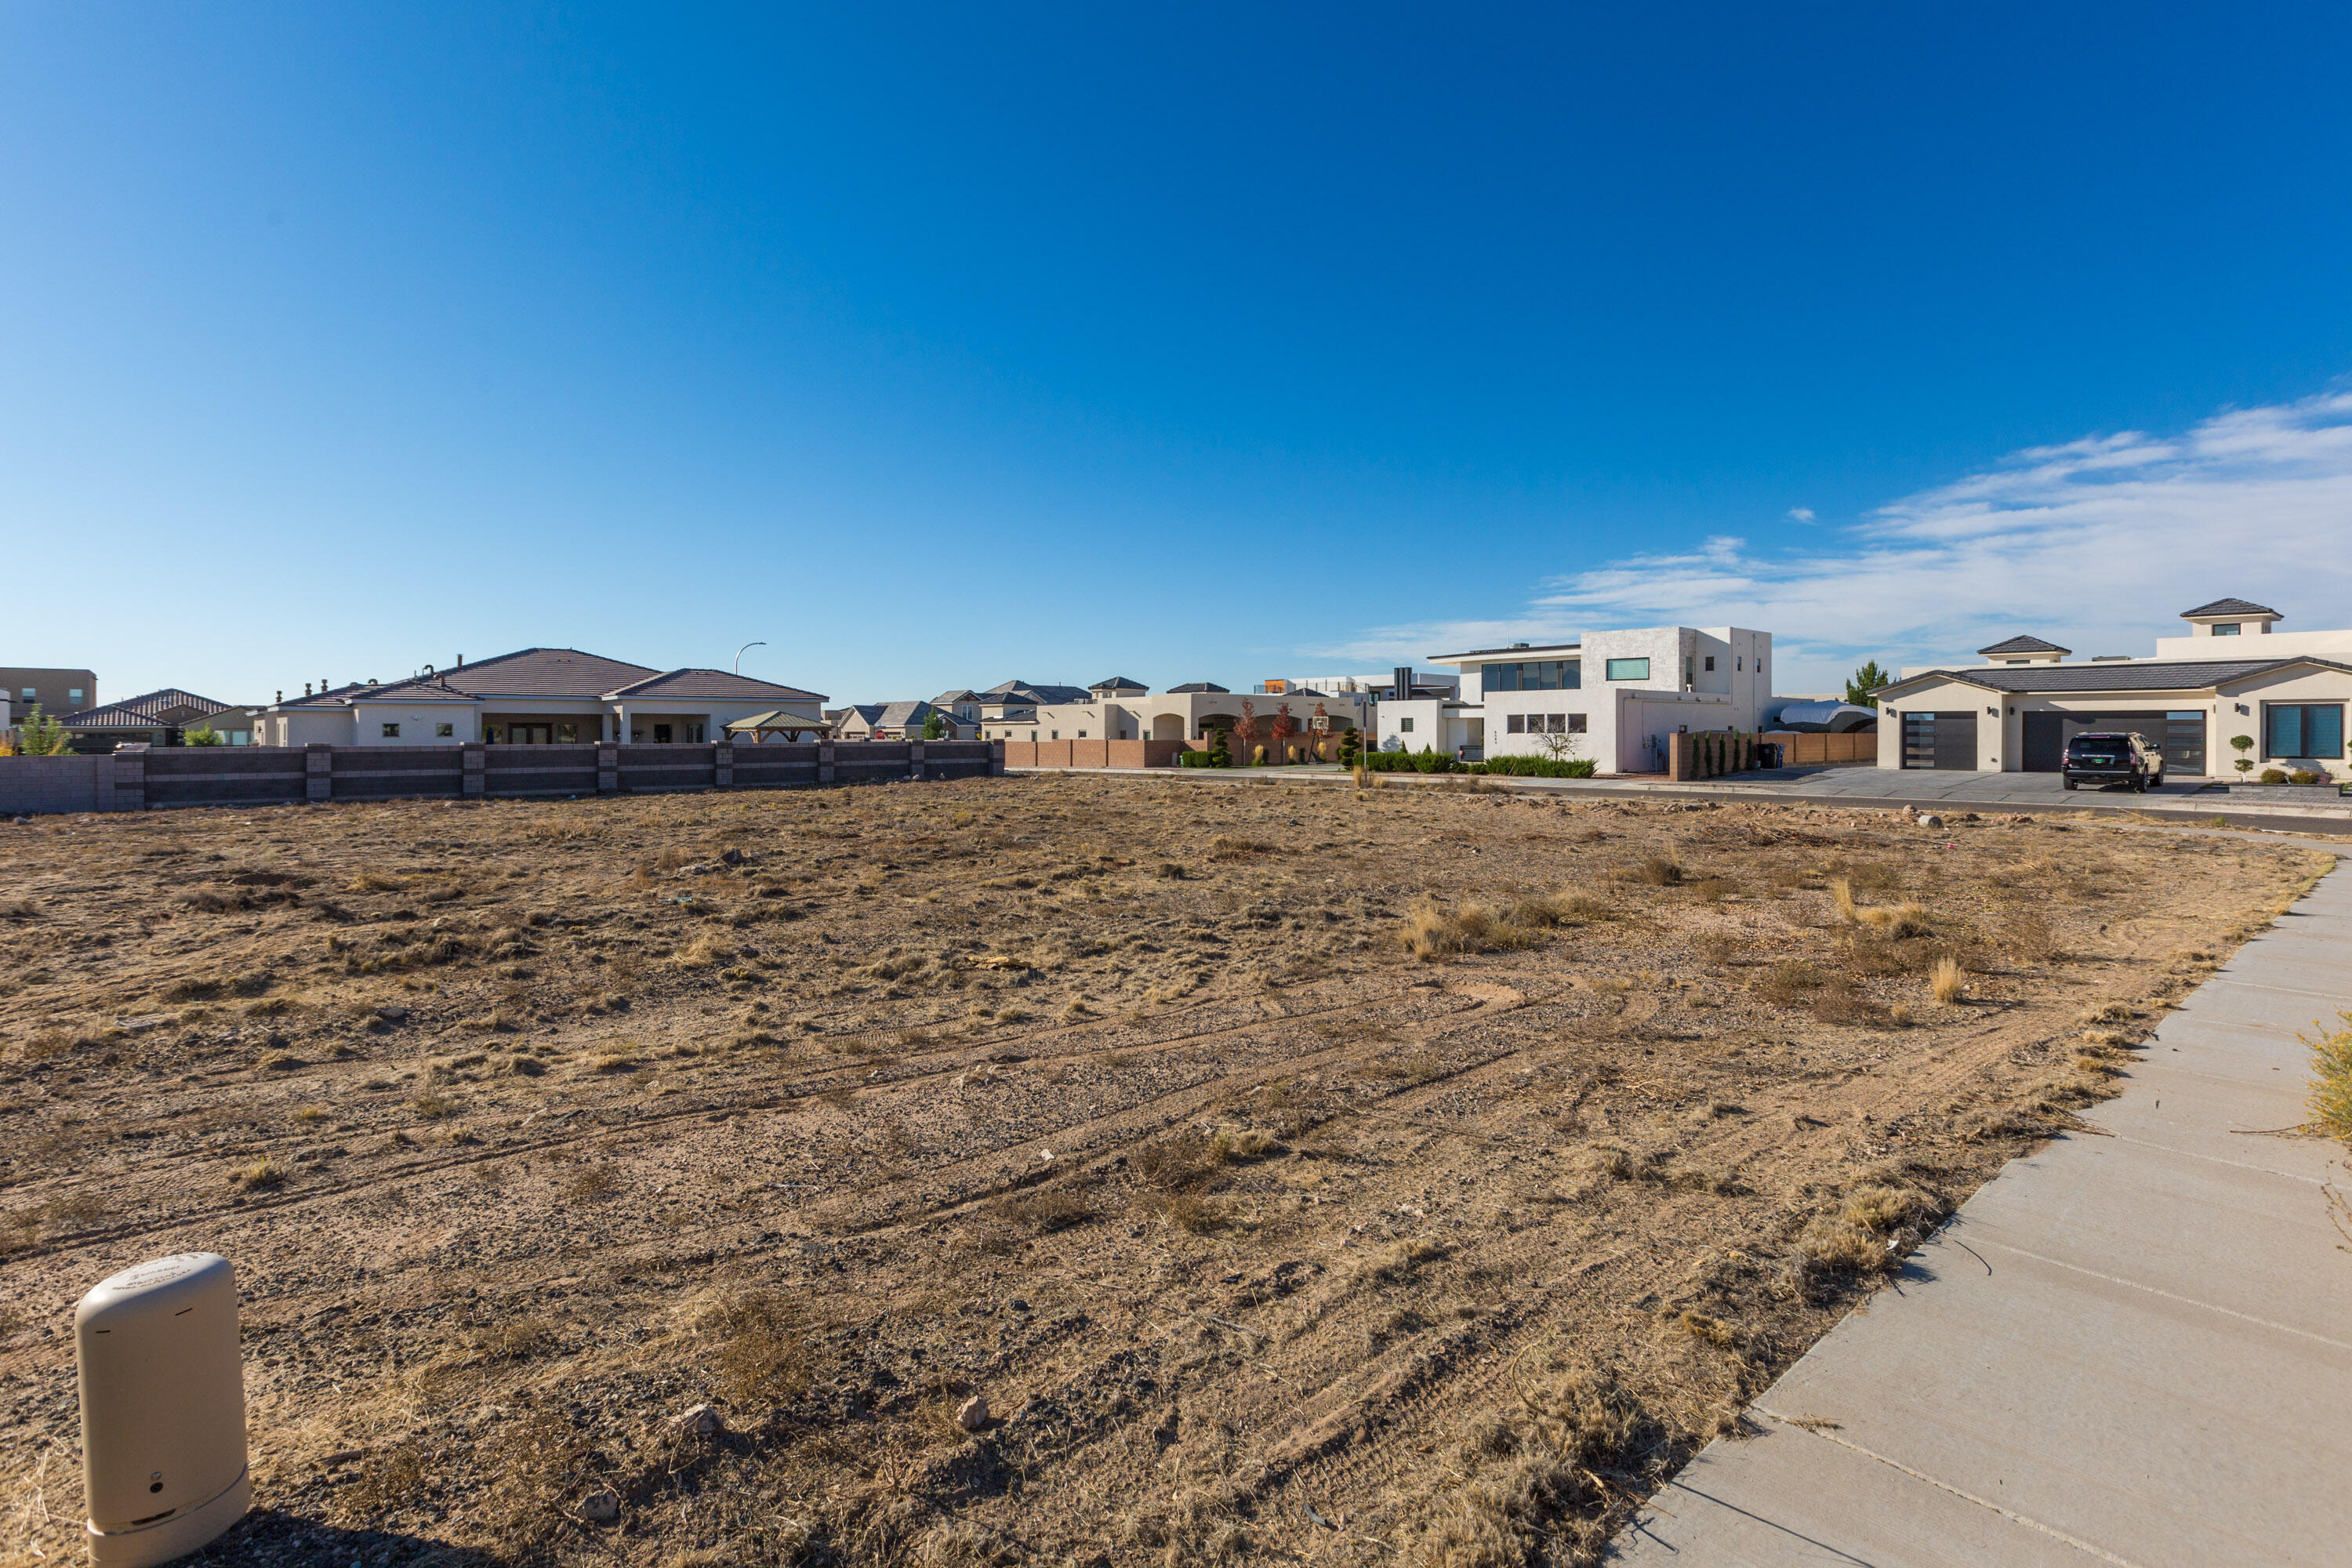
[303,683,312,698]
[275,690,282,704]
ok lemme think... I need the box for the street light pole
[733,641,767,675]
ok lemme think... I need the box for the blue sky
[5,4,2352,704]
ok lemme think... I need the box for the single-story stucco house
[252,648,827,746]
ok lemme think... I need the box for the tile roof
[1881,656,2349,697]
[982,679,1091,705]
[267,650,826,710]
[1089,675,1148,691]
[60,689,232,728]
[604,668,827,702]
[2180,597,2281,619]
[1976,634,2071,656]
[1167,681,1229,694]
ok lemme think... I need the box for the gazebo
[724,710,832,742]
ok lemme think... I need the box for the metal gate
[1900,711,1978,770]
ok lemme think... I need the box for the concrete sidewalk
[1606,858,2352,1568]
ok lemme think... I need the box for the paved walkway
[1605,855,2352,1567]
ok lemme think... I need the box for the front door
[508,724,553,745]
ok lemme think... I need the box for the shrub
[2260,768,2287,784]
[1400,898,1534,960]
[1207,729,1232,767]
[1250,745,1267,766]
[1481,754,1595,778]
[1930,956,1966,1004]
[2290,769,2321,786]
[183,725,224,746]
[1178,750,1216,768]
[2310,1011,2352,1145]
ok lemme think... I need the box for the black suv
[2062,731,2165,792]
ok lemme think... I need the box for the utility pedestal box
[76,1254,249,1566]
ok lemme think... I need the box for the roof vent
[1512,641,1530,648]
[303,683,311,697]
[2090,655,2132,662]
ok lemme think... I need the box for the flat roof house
[1873,600,2351,779]
[4,667,96,727]
[1398,626,1777,773]
[252,648,826,746]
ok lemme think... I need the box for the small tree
[1207,727,1232,767]
[1844,660,1890,708]
[1233,699,1261,753]
[183,724,224,746]
[1337,728,1360,767]
[1270,702,1296,763]
[921,709,946,741]
[14,704,71,756]
[1531,723,1584,764]
[2230,733,2256,775]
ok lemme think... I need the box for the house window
[653,724,673,743]
[1078,730,1087,738]
[1735,658,1742,672]
[1051,731,1059,740]
[229,731,249,746]
[1399,717,1416,733]
[688,723,706,742]
[69,688,84,703]
[557,722,579,742]
[2212,623,2241,636]
[19,688,32,700]
[382,723,401,738]
[2265,703,2345,760]
[1604,658,1650,681]
[1482,659,1579,692]
[1566,713,1587,732]
[1704,656,1715,672]
[1506,714,1525,734]
[436,723,454,738]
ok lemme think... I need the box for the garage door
[1900,711,1978,769]
[2021,711,2208,775]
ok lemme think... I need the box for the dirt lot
[0,775,2332,1566]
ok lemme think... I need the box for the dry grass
[1401,898,1537,961]
[0,775,2324,1568]
[1931,956,1967,1004]
[2309,1010,2352,1145]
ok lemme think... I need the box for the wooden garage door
[1900,711,1977,769]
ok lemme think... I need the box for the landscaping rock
[956,1394,990,1432]
[673,1402,723,1437]
[579,1489,620,1525]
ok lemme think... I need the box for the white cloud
[1786,506,1816,523]
[1319,387,2352,692]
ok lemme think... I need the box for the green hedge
[1361,748,1597,778]
[1480,754,1597,779]
[1178,750,1220,768]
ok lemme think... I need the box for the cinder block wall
[0,740,1004,816]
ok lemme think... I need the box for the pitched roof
[2180,597,2281,619]
[60,688,232,728]
[1878,656,2345,699]
[1167,681,1229,694]
[267,649,826,709]
[869,701,947,730]
[604,668,827,702]
[981,678,1091,704]
[930,689,983,708]
[1976,634,2071,656]
[1089,675,1148,691]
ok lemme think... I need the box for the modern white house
[252,648,827,746]
[1873,598,2351,779]
[1383,626,1777,772]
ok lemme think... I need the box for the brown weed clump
[1401,898,1535,962]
